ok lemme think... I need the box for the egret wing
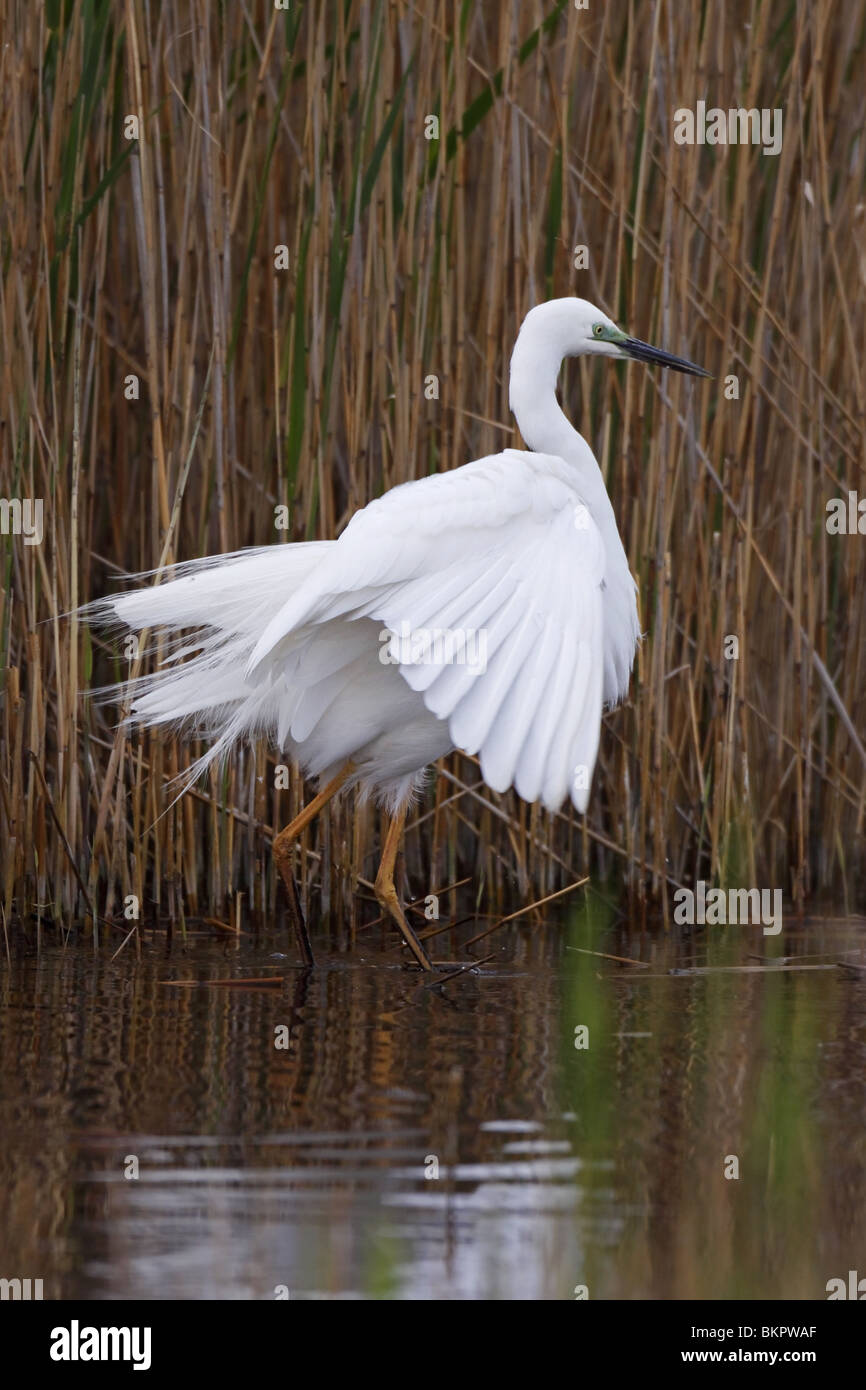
[374,498,606,812]
[246,448,608,811]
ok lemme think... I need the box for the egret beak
[621,337,711,378]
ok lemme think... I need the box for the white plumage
[88,297,708,821]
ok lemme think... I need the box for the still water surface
[1,904,864,1299]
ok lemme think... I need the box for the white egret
[89,298,709,969]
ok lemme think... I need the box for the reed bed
[1,0,865,937]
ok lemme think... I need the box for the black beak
[621,337,711,378]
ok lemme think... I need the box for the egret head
[513,297,711,381]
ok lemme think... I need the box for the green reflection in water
[559,890,849,1299]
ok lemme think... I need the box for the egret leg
[374,805,433,972]
[273,760,355,967]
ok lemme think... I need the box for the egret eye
[593,324,605,338]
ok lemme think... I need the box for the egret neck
[508,315,623,560]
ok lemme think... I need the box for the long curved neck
[509,332,617,535]
[510,375,580,462]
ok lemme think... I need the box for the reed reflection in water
[1,903,864,1299]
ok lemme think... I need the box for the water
[1,903,864,1300]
